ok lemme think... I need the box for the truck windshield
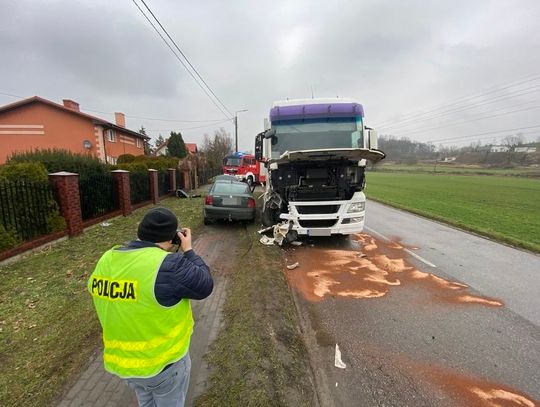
[224,157,241,166]
[271,117,363,157]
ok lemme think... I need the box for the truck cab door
[255,132,264,161]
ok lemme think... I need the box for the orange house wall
[0,103,144,164]
[103,130,144,162]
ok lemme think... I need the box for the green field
[373,163,540,178]
[365,173,540,253]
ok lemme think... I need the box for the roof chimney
[63,99,80,112]
[114,112,126,128]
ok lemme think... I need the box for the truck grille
[296,205,339,214]
[298,219,337,228]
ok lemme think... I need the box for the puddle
[285,233,503,307]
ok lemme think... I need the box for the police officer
[89,207,213,407]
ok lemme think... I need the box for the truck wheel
[262,207,278,227]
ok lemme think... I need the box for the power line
[380,83,540,132]
[138,0,233,117]
[146,119,231,132]
[84,107,225,123]
[374,73,540,128]
[390,103,540,137]
[424,124,540,144]
[435,131,538,146]
[0,91,25,99]
[0,91,226,124]
[130,0,232,120]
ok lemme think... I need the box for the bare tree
[201,128,233,175]
[501,133,525,166]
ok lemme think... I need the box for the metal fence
[79,173,119,220]
[0,180,58,242]
[157,170,170,196]
[130,171,150,204]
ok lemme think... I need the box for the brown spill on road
[285,233,503,307]
[406,357,540,407]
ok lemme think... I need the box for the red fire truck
[222,152,266,189]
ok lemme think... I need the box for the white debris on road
[259,236,275,246]
[273,222,291,246]
[257,226,273,234]
[335,344,347,369]
[286,262,299,270]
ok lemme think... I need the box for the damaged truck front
[255,98,385,236]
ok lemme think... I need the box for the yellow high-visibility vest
[89,246,193,378]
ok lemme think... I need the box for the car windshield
[224,157,241,166]
[212,182,249,195]
[271,117,363,157]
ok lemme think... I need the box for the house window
[136,138,142,148]
[106,129,116,142]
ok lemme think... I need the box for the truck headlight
[347,202,365,213]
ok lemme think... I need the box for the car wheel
[247,176,255,192]
[203,217,211,225]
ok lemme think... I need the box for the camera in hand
[171,229,186,245]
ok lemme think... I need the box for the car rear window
[212,183,249,194]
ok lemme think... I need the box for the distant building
[0,96,148,164]
[514,146,537,153]
[154,138,198,157]
[490,145,510,153]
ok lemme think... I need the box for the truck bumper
[278,192,367,236]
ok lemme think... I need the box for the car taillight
[247,198,256,208]
[205,195,213,205]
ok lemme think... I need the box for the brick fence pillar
[48,172,83,237]
[111,170,132,216]
[168,168,176,192]
[148,169,159,204]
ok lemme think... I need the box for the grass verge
[366,172,540,253]
[195,222,315,406]
[0,196,203,407]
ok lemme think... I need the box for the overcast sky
[1,0,540,151]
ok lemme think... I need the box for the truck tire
[262,206,279,227]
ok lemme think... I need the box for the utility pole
[234,109,248,153]
[234,115,238,153]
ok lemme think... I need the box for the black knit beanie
[137,208,178,243]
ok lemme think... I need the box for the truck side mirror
[264,128,276,139]
[367,128,378,150]
[255,132,264,161]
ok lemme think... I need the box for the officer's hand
[178,228,192,252]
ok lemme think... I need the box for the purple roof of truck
[270,102,364,121]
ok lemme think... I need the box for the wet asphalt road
[286,201,540,407]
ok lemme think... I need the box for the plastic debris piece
[273,222,290,246]
[286,262,299,270]
[259,236,275,246]
[335,344,346,369]
[258,226,273,234]
[100,222,112,227]
[176,189,189,198]
[290,241,302,246]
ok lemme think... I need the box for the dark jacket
[118,240,213,306]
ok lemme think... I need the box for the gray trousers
[126,353,191,407]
